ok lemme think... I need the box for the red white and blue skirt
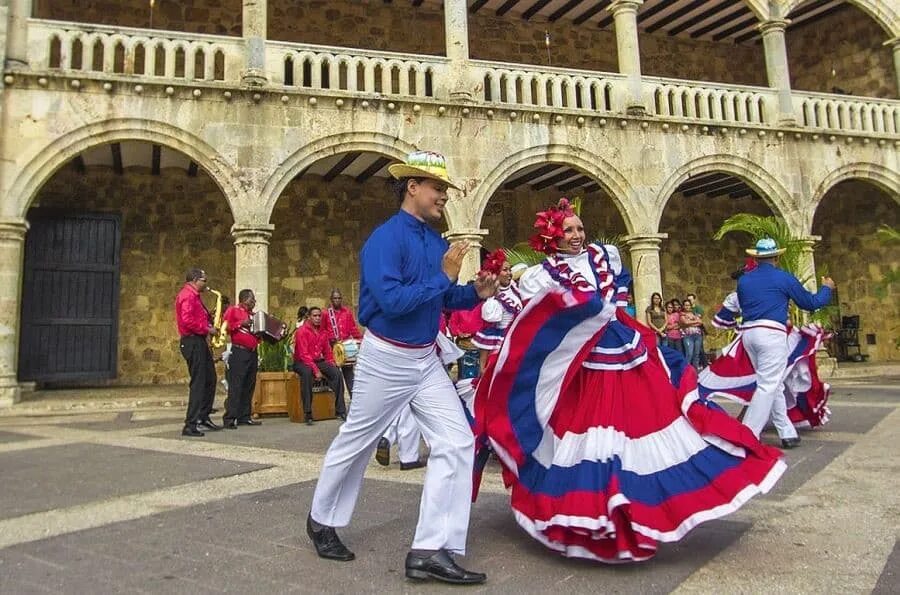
[473,289,785,563]
[473,325,507,352]
[698,325,831,428]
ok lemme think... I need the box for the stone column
[5,0,31,69]
[624,233,667,315]
[444,0,473,100]
[241,0,267,86]
[232,224,273,313]
[797,235,820,292]
[0,218,27,407]
[444,228,487,284]
[886,37,900,97]
[759,19,797,126]
[610,0,645,114]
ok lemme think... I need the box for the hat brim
[746,248,786,257]
[388,163,461,190]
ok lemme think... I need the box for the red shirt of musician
[324,290,363,342]
[294,313,336,369]
[223,303,260,351]
[175,282,212,337]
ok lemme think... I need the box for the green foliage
[504,242,546,267]
[257,327,295,372]
[875,224,900,245]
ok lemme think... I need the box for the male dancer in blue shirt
[737,238,835,448]
[307,151,497,585]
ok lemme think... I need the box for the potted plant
[251,326,299,418]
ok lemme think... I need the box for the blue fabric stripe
[517,444,744,505]
[699,381,757,399]
[659,345,688,388]
[596,319,637,349]
[508,294,604,456]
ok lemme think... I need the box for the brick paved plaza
[0,377,897,594]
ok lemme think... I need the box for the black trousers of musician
[341,364,355,396]
[180,335,217,427]
[292,360,346,418]
[224,346,258,423]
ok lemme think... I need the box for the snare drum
[341,339,360,363]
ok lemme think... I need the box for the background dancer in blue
[737,238,835,447]
[307,151,497,586]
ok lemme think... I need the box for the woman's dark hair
[297,306,309,320]
[730,267,745,280]
[648,292,664,311]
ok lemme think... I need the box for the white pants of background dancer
[382,406,423,464]
[310,333,475,554]
[740,322,799,440]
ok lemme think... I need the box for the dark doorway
[18,210,122,384]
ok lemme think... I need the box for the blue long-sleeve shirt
[358,210,480,345]
[736,262,832,325]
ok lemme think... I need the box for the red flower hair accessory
[528,198,576,255]
[481,249,507,275]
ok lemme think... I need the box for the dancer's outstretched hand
[821,276,836,289]
[443,241,469,282]
[475,272,499,299]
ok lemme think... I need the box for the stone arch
[7,118,242,219]
[652,154,800,234]
[742,0,769,21]
[470,144,640,235]
[783,0,899,36]
[810,162,900,223]
[261,132,418,223]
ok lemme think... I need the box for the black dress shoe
[375,437,390,466]
[305,415,315,426]
[181,425,204,437]
[405,549,486,584]
[198,418,222,432]
[237,418,262,426]
[781,437,801,449]
[223,419,238,429]
[400,460,426,471]
[337,413,347,422]
[306,515,355,561]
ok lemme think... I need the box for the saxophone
[207,288,229,349]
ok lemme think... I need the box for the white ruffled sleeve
[481,298,504,323]
[517,263,554,301]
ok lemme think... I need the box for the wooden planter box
[251,371,298,417]
[251,370,340,422]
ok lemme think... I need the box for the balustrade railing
[794,91,900,135]
[471,60,624,113]
[22,20,900,138]
[28,19,243,83]
[267,41,447,98]
[644,77,774,125]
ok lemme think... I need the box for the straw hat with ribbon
[746,237,786,258]
[388,150,460,190]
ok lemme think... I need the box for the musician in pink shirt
[325,289,363,395]
[294,306,347,425]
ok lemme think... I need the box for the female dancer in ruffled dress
[473,198,786,563]
[473,249,524,370]
[699,261,831,432]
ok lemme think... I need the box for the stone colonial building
[0,0,898,404]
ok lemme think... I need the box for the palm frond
[876,224,900,244]
[714,214,803,278]
[504,243,546,267]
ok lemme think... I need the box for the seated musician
[325,289,363,395]
[293,306,347,425]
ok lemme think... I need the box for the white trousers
[741,324,798,440]
[383,406,423,464]
[310,333,475,554]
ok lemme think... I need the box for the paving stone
[0,443,269,520]
[146,416,342,454]
[873,540,900,595]
[766,440,852,501]
[0,430,37,443]
[813,405,894,434]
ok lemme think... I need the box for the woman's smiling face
[557,215,586,255]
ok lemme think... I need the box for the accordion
[251,311,288,342]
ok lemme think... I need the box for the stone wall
[813,181,899,361]
[36,0,768,86]
[32,164,235,385]
[787,5,897,99]
[266,173,400,320]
